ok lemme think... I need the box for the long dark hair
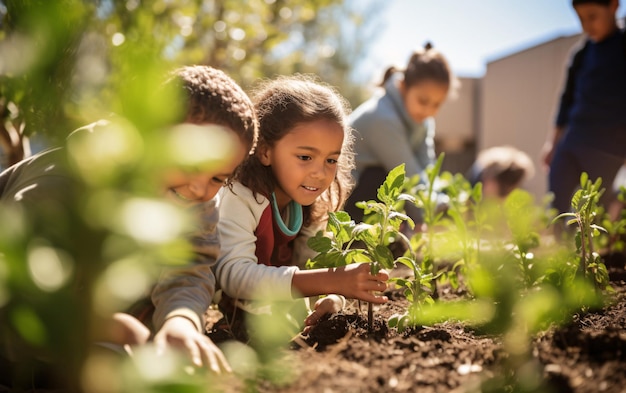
[233,74,355,228]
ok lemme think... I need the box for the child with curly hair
[213,74,389,342]
[0,65,257,387]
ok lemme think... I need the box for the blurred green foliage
[0,0,387,391]
[0,0,384,167]
[307,157,619,392]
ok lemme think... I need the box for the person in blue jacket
[345,42,457,225]
[542,0,626,222]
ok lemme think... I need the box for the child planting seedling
[308,162,442,330]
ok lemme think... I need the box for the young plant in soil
[554,172,611,292]
[389,154,454,331]
[418,161,482,293]
[422,174,610,391]
[306,157,617,391]
[307,164,434,329]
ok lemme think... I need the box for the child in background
[467,146,535,200]
[0,65,257,383]
[213,75,389,341]
[542,0,626,219]
[345,42,457,224]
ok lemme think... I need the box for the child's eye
[211,176,227,185]
[297,155,312,161]
[327,158,338,164]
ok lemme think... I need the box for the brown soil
[209,253,626,393]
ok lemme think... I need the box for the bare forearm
[291,263,389,304]
[291,268,343,297]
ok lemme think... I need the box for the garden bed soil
[209,253,626,393]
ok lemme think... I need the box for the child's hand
[292,262,389,304]
[106,312,151,348]
[304,294,344,331]
[154,316,232,374]
[337,263,389,304]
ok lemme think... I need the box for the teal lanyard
[270,192,303,236]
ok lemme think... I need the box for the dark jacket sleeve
[555,40,589,127]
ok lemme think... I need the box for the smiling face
[574,0,618,43]
[399,79,449,124]
[258,118,344,210]
[163,130,248,206]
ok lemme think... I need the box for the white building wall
[480,34,583,201]
[434,77,480,174]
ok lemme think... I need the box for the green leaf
[310,250,347,268]
[388,312,410,331]
[390,277,411,289]
[307,231,333,253]
[397,193,416,203]
[566,218,578,226]
[355,224,380,248]
[345,249,372,264]
[333,210,352,223]
[395,256,416,271]
[589,224,607,233]
[471,182,483,203]
[327,212,354,246]
[580,172,588,187]
[428,153,445,185]
[377,164,406,204]
[553,212,576,221]
[372,244,395,269]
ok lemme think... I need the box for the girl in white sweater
[214,75,389,342]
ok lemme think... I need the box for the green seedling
[428,169,482,292]
[599,186,626,255]
[308,164,433,329]
[553,173,611,292]
[405,154,447,277]
[309,158,614,391]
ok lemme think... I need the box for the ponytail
[379,66,399,87]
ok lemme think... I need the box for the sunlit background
[0,1,624,391]
[362,0,624,79]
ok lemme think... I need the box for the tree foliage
[0,0,384,168]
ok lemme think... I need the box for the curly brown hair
[233,74,355,228]
[168,65,258,155]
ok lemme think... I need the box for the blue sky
[361,0,625,80]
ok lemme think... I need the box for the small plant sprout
[430,168,481,291]
[308,164,434,329]
[553,173,611,292]
[503,189,542,287]
[305,157,617,391]
[600,186,626,255]
[406,154,447,277]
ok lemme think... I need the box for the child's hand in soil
[303,294,345,334]
[337,263,390,304]
[154,316,232,374]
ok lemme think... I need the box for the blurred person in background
[467,145,536,200]
[345,42,458,226]
[542,0,626,223]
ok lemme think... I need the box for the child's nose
[188,181,214,202]
[425,105,439,118]
[311,161,328,179]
